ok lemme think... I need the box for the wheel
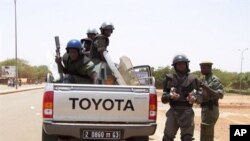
[42,129,58,141]
[126,136,149,141]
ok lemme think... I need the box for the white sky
[1,0,250,73]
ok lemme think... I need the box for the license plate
[82,130,121,139]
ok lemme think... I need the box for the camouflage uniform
[162,73,201,141]
[62,53,95,84]
[200,73,224,141]
[89,22,114,84]
[90,34,109,65]
[90,22,114,65]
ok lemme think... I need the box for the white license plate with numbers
[82,130,121,139]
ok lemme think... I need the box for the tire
[42,129,58,141]
[126,136,149,141]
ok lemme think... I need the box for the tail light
[149,93,157,121]
[43,91,54,118]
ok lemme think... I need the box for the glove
[170,92,180,100]
[186,93,196,104]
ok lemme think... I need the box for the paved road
[0,84,44,94]
[0,89,43,141]
[0,88,219,141]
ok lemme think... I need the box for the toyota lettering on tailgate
[69,98,135,111]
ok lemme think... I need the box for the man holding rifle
[55,39,97,84]
[199,61,224,141]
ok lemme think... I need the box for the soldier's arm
[82,60,98,84]
[192,78,203,104]
[94,38,108,52]
[201,77,224,99]
[55,53,68,74]
[161,76,172,104]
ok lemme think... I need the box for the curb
[0,86,44,95]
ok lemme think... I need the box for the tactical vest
[62,53,91,79]
[165,73,199,107]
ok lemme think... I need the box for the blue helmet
[66,39,82,53]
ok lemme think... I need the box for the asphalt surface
[0,83,45,95]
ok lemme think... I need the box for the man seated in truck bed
[55,39,97,84]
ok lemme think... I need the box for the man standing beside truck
[199,61,224,141]
[161,54,201,141]
[55,39,97,84]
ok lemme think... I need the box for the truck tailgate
[52,85,153,122]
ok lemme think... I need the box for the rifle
[54,36,64,81]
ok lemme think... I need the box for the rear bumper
[43,121,157,139]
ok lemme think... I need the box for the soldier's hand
[91,72,98,84]
[55,56,62,64]
[186,93,196,104]
[170,92,180,100]
[200,82,209,89]
[202,90,209,98]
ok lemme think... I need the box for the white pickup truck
[42,53,157,141]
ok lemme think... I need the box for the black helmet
[172,54,190,66]
[100,22,114,30]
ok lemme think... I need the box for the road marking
[30,106,35,110]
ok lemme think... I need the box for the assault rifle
[55,36,64,81]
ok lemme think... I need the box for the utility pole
[239,48,248,94]
[14,0,18,89]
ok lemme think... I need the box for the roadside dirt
[194,94,250,141]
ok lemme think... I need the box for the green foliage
[152,66,250,90]
[212,68,238,88]
[0,58,49,80]
[192,71,202,78]
[152,66,173,88]
[35,65,50,80]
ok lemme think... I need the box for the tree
[152,66,172,88]
[231,72,250,90]
[151,66,250,90]
[34,65,50,80]
[0,58,49,82]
